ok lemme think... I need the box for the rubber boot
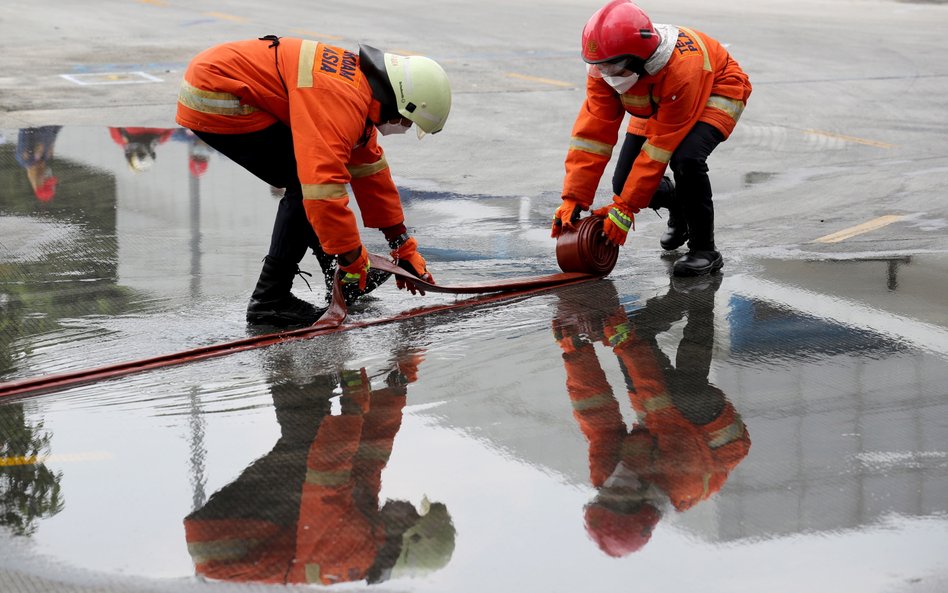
[660,208,689,251]
[649,176,688,251]
[246,256,325,326]
[652,176,688,251]
[673,209,722,277]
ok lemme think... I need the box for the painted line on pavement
[204,11,249,23]
[804,129,896,149]
[0,452,113,467]
[506,72,575,88]
[813,215,905,243]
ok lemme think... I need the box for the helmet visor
[587,56,632,78]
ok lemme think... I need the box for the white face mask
[602,72,640,94]
[377,121,412,136]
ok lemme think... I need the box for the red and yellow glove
[339,246,370,291]
[551,198,589,238]
[593,198,637,246]
[340,367,371,414]
[391,237,434,296]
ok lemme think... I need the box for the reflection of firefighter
[15,126,62,202]
[184,348,456,585]
[108,127,174,172]
[170,128,214,178]
[553,277,749,556]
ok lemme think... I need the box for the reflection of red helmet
[582,0,659,66]
[584,502,661,557]
[34,176,58,202]
[189,157,208,178]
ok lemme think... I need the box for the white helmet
[382,53,452,137]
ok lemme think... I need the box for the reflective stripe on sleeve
[708,417,746,449]
[706,95,745,123]
[305,467,351,486]
[346,156,389,178]
[620,94,651,108]
[298,40,318,88]
[177,81,258,116]
[642,141,672,163]
[302,183,348,200]
[642,393,673,412]
[187,538,261,563]
[570,391,615,412]
[355,442,393,462]
[569,136,613,157]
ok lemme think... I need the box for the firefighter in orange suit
[552,278,750,556]
[176,37,452,326]
[551,0,752,277]
[184,349,456,584]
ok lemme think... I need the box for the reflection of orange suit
[175,38,403,255]
[554,279,749,555]
[108,127,174,149]
[184,367,407,585]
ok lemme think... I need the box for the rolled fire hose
[0,217,618,399]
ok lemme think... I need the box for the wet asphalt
[2,0,948,592]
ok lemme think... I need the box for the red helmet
[582,0,659,70]
[584,502,661,557]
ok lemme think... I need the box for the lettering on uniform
[675,32,699,56]
[317,45,358,86]
[339,51,357,82]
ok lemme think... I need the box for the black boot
[649,177,688,251]
[246,256,326,326]
[660,209,689,251]
[673,250,723,276]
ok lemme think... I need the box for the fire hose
[0,216,617,400]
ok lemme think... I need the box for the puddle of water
[2,126,948,591]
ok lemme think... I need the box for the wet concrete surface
[3,0,948,592]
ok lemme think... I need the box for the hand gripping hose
[0,217,618,400]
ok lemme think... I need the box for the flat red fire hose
[0,217,618,400]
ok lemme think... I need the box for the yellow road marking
[506,72,575,88]
[289,29,343,40]
[204,11,249,23]
[804,129,896,149]
[813,215,905,243]
[138,0,167,6]
[0,452,113,467]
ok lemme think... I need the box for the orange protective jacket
[563,27,752,212]
[183,386,407,585]
[176,38,404,255]
[560,320,749,510]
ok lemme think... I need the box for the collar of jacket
[645,24,679,76]
[359,44,400,124]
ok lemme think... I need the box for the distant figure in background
[175,36,451,326]
[108,127,175,172]
[551,0,752,277]
[15,126,62,202]
[552,277,750,556]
